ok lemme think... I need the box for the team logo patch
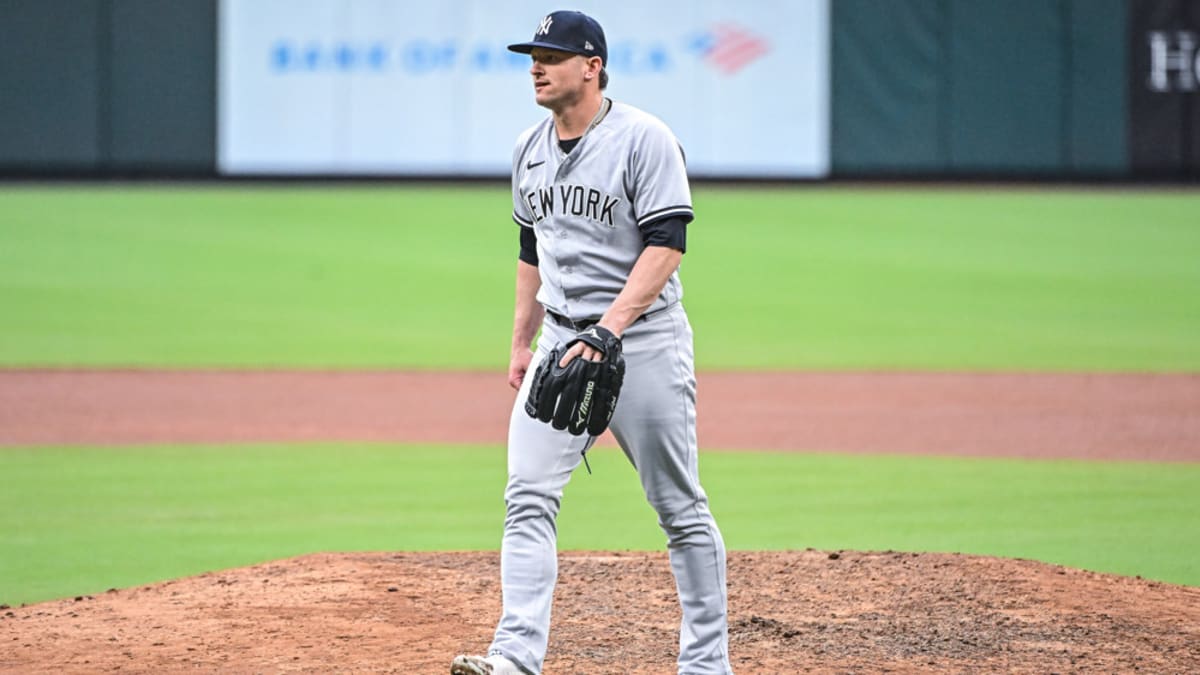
[537,16,553,36]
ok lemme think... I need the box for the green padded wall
[0,0,104,169]
[946,0,1067,172]
[108,0,217,171]
[0,0,216,173]
[1067,0,1128,173]
[831,0,947,173]
[832,0,1129,176]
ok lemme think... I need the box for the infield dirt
[3,550,1198,673]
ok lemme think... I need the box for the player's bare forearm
[509,260,544,389]
[513,260,544,351]
[560,246,679,366]
[599,245,682,337]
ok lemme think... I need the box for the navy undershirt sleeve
[518,225,538,266]
[640,215,689,253]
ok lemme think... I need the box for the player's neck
[552,91,604,140]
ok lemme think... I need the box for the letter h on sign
[1148,31,1199,92]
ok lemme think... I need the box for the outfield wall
[0,0,216,174]
[0,0,1196,179]
[831,0,1128,176]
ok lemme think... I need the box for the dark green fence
[0,0,215,174]
[831,0,1128,176]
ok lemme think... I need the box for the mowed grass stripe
[1,443,1196,605]
[1,185,1198,370]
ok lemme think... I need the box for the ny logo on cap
[537,15,553,36]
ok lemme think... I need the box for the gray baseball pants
[488,304,732,674]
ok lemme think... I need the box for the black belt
[545,304,674,332]
[546,310,598,332]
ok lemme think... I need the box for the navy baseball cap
[507,10,607,66]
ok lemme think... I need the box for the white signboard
[219,0,829,177]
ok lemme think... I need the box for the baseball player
[452,10,732,675]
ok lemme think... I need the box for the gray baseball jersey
[487,97,733,675]
[511,98,693,321]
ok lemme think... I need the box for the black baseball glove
[524,325,626,436]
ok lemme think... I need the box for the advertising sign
[218,0,829,177]
[1129,0,1200,173]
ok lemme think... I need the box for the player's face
[529,48,595,110]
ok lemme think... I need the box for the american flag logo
[689,23,771,75]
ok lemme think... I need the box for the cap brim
[507,40,587,56]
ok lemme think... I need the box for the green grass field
[2,444,1197,606]
[2,185,1198,370]
[1,185,1197,605]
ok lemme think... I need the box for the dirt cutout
[3,551,1198,673]
[3,370,1198,461]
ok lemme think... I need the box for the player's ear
[584,56,602,82]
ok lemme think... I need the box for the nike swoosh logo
[526,160,546,169]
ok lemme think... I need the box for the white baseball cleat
[450,653,524,675]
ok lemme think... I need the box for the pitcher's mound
[3,551,1198,673]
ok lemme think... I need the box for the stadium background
[2,0,1197,178]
